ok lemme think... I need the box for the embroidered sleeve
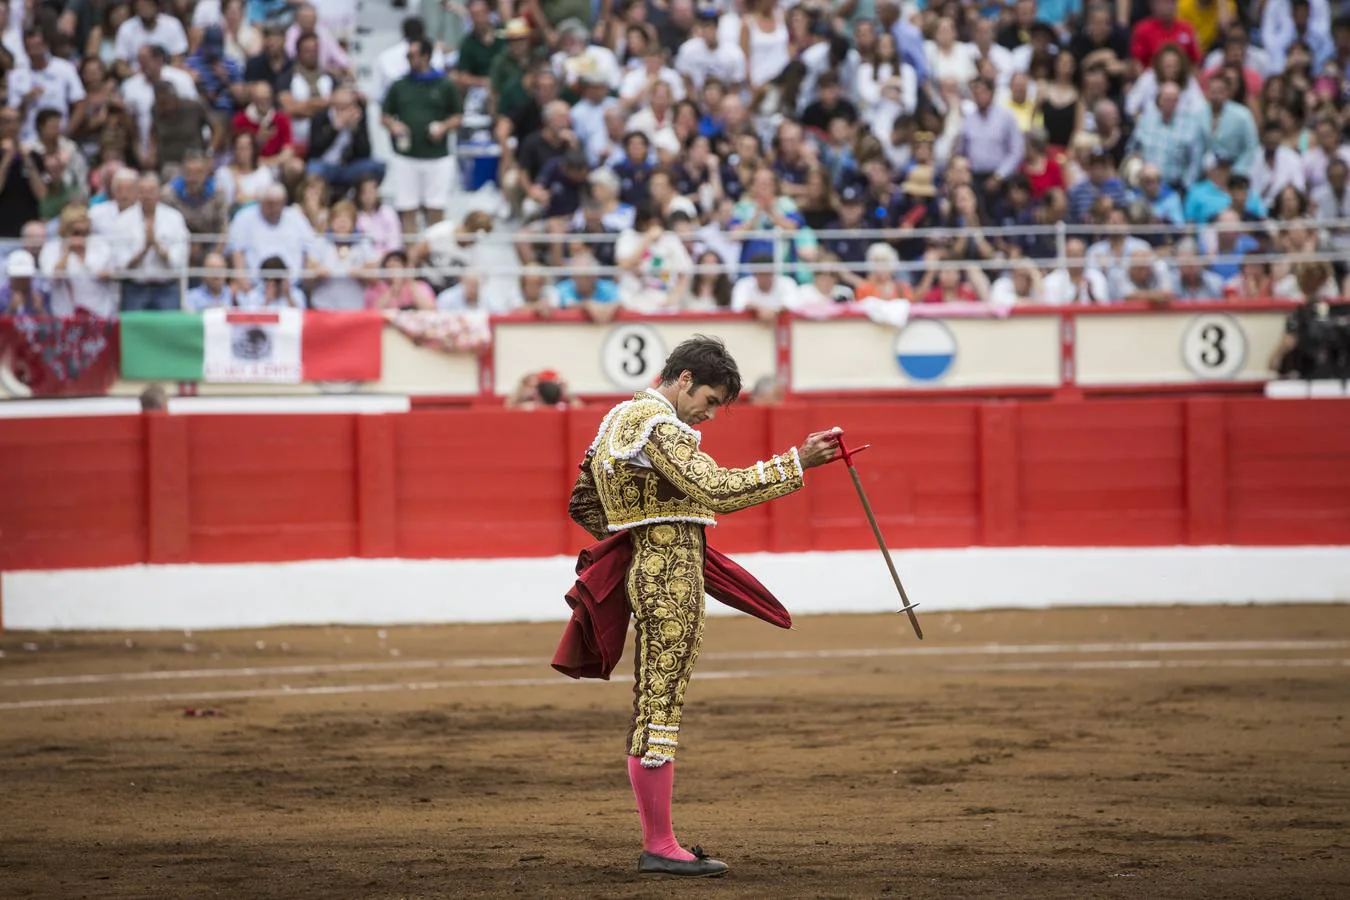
[642,422,803,515]
[568,455,610,540]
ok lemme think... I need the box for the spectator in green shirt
[381,38,464,235]
[489,18,537,123]
[520,0,592,42]
[453,0,503,105]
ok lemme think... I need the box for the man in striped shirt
[1068,148,1130,223]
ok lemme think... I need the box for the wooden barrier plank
[978,403,1020,546]
[147,413,191,564]
[356,415,398,557]
[1184,398,1228,545]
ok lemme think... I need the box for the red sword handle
[831,430,870,468]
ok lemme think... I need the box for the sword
[830,430,924,640]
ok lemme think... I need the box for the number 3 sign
[601,324,667,390]
[1181,313,1247,380]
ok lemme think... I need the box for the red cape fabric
[552,531,792,680]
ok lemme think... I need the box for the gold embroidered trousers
[626,520,707,767]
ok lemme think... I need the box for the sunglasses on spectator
[69,227,91,236]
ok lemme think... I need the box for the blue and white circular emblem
[894,319,957,382]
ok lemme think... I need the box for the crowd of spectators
[0,0,393,313]
[1,0,1349,320]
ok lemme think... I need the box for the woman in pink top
[364,250,436,311]
[355,176,403,256]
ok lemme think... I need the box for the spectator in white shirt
[374,16,445,103]
[279,33,334,149]
[114,172,190,311]
[793,258,854,308]
[305,200,376,311]
[1250,120,1307,208]
[1261,0,1331,75]
[284,3,352,78]
[1109,247,1173,303]
[90,168,141,236]
[731,252,800,320]
[797,26,860,113]
[7,28,86,142]
[675,7,747,93]
[924,17,977,92]
[552,18,623,94]
[1085,207,1152,280]
[989,260,1045,307]
[113,0,189,76]
[1302,117,1350,194]
[966,17,1014,87]
[0,0,29,70]
[40,205,118,317]
[1170,237,1226,300]
[614,207,693,311]
[587,103,629,167]
[226,183,316,287]
[220,0,261,65]
[1042,238,1111,305]
[626,80,679,142]
[1312,158,1350,252]
[620,44,687,109]
[120,43,199,154]
[857,34,918,138]
[569,73,618,158]
[183,252,236,310]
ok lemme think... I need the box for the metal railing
[4,217,1346,300]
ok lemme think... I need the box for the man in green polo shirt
[454,0,503,100]
[382,37,463,234]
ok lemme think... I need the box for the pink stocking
[627,756,696,861]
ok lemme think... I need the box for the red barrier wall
[3,397,1349,572]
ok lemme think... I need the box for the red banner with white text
[0,316,119,398]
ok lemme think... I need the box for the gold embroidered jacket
[568,390,804,537]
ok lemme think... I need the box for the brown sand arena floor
[1,605,1348,899]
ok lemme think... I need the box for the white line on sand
[0,668,816,711]
[2,656,1349,711]
[5,640,1347,688]
[953,658,1350,673]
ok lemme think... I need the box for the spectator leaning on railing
[114,172,189,311]
[1,251,49,315]
[237,254,306,309]
[184,252,235,311]
[226,183,314,288]
[40,205,117,317]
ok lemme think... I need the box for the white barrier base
[4,546,1349,631]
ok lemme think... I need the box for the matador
[559,336,840,878]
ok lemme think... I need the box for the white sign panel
[600,324,667,390]
[1076,310,1287,385]
[493,319,776,395]
[791,316,1061,391]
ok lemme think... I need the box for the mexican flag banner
[120,310,383,383]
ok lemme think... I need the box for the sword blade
[846,465,924,640]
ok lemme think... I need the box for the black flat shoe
[638,846,729,877]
